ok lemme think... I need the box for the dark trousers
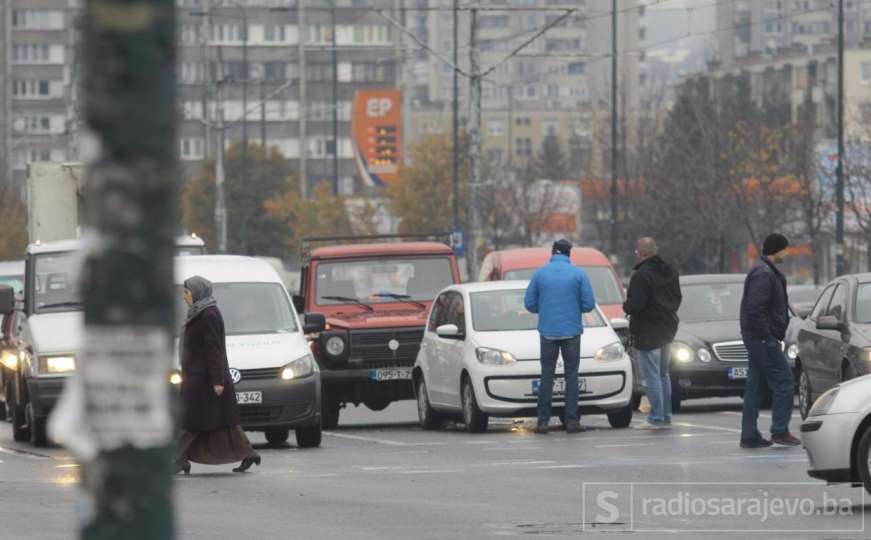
[741,336,794,440]
[538,335,581,425]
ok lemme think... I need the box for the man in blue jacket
[524,239,596,434]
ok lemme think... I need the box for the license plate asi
[236,391,263,404]
[728,367,749,380]
[370,368,412,381]
[531,378,587,395]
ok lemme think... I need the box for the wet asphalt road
[0,398,866,540]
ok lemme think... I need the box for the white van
[175,256,326,448]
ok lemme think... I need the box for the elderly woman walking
[175,276,261,475]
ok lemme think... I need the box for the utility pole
[239,9,249,254]
[260,79,266,148]
[215,75,229,254]
[452,0,460,230]
[835,0,846,276]
[330,0,340,195]
[609,0,619,261]
[467,5,483,280]
[77,0,176,537]
[298,0,308,198]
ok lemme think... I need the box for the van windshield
[33,252,82,313]
[504,266,624,304]
[176,283,298,335]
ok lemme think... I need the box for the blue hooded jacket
[524,254,597,337]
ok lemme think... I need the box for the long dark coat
[181,305,241,432]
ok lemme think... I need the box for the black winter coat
[740,257,789,341]
[180,305,241,432]
[623,256,682,350]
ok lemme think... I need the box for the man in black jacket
[623,238,682,428]
[739,233,800,448]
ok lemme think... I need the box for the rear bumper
[235,374,321,431]
[26,377,66,417]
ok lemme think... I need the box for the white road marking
[594,443,657,449]
[0,446,54,460]
[534,464,597,470]
[474,460,557,467]
[668,421,742,434]
[323,432,445,447]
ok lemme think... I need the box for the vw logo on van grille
[229,368,241,384]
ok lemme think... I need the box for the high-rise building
[175,0,402,196]
[1,0,81,188]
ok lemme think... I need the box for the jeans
[638,348,671,423]
[538,335,581,425]
[741,336,794,440]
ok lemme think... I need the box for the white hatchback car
[413,281,634,432]
[802,375,871,494]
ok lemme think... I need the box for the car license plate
[236,391,263,404]
[370,368,412,381]
[531,378,587,395]
[728,367,748,380]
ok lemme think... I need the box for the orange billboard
[351,89,401,187]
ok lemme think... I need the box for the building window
[487,120,505,136]
[568,62,585,75]
[12,44,51,63]
[180,62,204,83]
[862,62,871,83]
[514,137,533,157]
[479,15,509,28]
[12,10,63,30]
[180,138,205,160]
[264,25,287,42]
[542,119,559,136]
[211,24,241,42]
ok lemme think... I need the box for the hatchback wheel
[798,368,812,420]
[608,404,633,428]
[461,378,488,433]
[857,426,871,495]
[416,379,443,430]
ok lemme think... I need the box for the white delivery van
[174,256,326,448]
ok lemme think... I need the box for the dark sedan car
[795,273,871,419]
[668,275,749,412]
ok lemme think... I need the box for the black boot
[233,453,261,473]
[174,461,191,475]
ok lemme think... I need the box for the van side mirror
[303,313,326,334]
[292,294,304,313]
[816,315,845,333]
[0,286,13,316]
[610,317,629,331]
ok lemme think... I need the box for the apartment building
[1,0,80,188]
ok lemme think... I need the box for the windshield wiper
[371,293,427,310]
[39,301,84,310]
[320,296,374,312]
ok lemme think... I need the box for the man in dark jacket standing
[623,238,682,428]
[525,239,596,434]
[739,233,800,448]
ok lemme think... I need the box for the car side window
[449,293,466,335]
[809,285,836,321]
[428,293,449,332]
[826,284,847,321]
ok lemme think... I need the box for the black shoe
[534,423,549,435]
[233,453,261,473]
[771,432,801,447]
[174,462,191,475]
[740,437,773,449]
[565,422,587,434]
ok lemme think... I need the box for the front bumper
[670,364,747,398]
[320,367,415,403]
[473,357,632,416]
[235,374,321,431]
[26,376,66,417]
[802,412,858,483]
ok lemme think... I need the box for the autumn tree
[264,183,353,255]
[531,134,569,181]
[0,185,27,260]
[182,143,295,258]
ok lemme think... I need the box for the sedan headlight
[39,355,76,374]
[1,350,18,370]
[282,353,315,380]
[787,343,799,361]
[169,371,183,385]
[697,348,712,363]
[476,347,516,366]
[324,335,346,357]
[595,342,625,362]
[808,386,840,417]
[670,343,693,364]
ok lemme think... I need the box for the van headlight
[595,342,624,362]
[282,353,315,380]
[670,343,693,364]
[1,350,18,370]
[809,386,840,417]
[476,347,516,365]
[787,343,799,360]
[39,355,76,374]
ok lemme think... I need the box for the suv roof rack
[301,232,452,254]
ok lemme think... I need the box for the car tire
[11,402,28,442]
[670,387,682,414]
[364,400,391,412]
[857,426,871,496]
[264,428,290,447]
[608,404,633,428]
[416,379,443,430]
[26,403,47,448]
[322,393,340,430]
[798,368,813,420]
[461,377,488,433]
[295,425,322,449]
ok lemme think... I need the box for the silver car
[802,374,871,494]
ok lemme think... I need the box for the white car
[413,281,634,432]
[802,374,871,494]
